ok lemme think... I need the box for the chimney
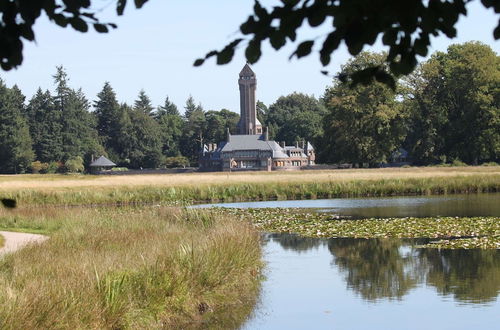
[301,140,305,149]
[227,128,231,142]
[295,141,299,148]
[264,127,269,141]
[280,141,285,148]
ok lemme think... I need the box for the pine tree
[156,96,183,156]
[25,89,63,162]
[134,89,154,116]
[0,81,34,173]
[94,82,121,156]
[52,66,102,162]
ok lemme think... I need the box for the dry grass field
[1,166,498,191]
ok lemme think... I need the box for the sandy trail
[0,231,48,256]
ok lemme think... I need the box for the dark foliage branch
[195,0,500,88]
[0,0,149,70]
[1,199,16,208]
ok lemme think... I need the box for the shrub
[30,161,48,174]
[164,156,190,168]
[110,167,128,172]
[65,157,84,173]
[44,161,64,174]
[481,162,499,166]
[451,159,468,167]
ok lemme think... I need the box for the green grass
[0,207,262,329]
[222,208,500,249]
[3,174,499,207]
[0,234,4,249]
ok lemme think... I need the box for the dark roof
[239,63,255,77]
[90,156,116,167]
[220,134,290,158]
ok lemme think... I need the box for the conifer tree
[0,81,34,173]
[94,82,121,156]
[134,89,154,115]
[25,89,63,162]
[156,96,183,156]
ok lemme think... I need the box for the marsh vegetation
[0,207,262,329]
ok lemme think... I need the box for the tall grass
[2,174,499,207]
[0,234,4,248]
[0,207,262,329]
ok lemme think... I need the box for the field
[0,206,262,329]
[1,166,499,206]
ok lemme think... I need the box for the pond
[193,193,500,218]
[194,194,500,329]
[243,234,500,329]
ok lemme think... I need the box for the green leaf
[245,40,262,64]
[70,17,88,32]
[134,0,149,9]
[117,0,127,15]
[93,23,108,33]
[293,40,314,59]
[193,58,205,66]
[1,198,17,209]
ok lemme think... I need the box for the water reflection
[194,193,500,218]
[266,233,500,304]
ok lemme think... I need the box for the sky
[1,0,499,114]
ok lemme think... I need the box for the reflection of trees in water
[328,238,422,301]
[418,248,500,304]
[264,233,325,253]
[326,237,500,304]
[265,233,500,303]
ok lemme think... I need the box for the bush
[164,156,190,168]
[110,167,128,172]
[481,162,499,166]
[451,159,468,167]
[65,157,84,173]
[30,161,48,174]
[44,161,64,174]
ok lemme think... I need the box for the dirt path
[0,231,48,256]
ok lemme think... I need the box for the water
[194,194,500,328]
[194,193,500,218]
[243,234,500,330]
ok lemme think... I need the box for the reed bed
[2,173,499,207]
[0,207,262,329]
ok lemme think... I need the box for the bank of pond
[2,174,499,207]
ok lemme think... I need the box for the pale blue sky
[1,0,498,114]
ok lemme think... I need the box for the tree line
[0,41,498,174]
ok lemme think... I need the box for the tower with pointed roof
[237,63,262,135]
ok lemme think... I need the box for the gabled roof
[90,155,116,167]
[220,134,291,159]
[306,142,314,151]
[239,63,255,77]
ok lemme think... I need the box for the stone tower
[237,63,262,135]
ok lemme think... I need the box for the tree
[53,66,103,162]
[196,0,500,86]
[204,109,239,143]
[156,96,184,156]
[94,82,121,155]
[404,42,499,164]
[183,95,199,119]
[321,52,407,166]
[113,103,162,168]
[180,97,206,164]
[134,89,154,116]
[0,81,34,173]
[0,0,149,70]
[25,89,63,162]
[266,92,327,145]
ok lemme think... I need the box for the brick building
[199,64,315,171]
